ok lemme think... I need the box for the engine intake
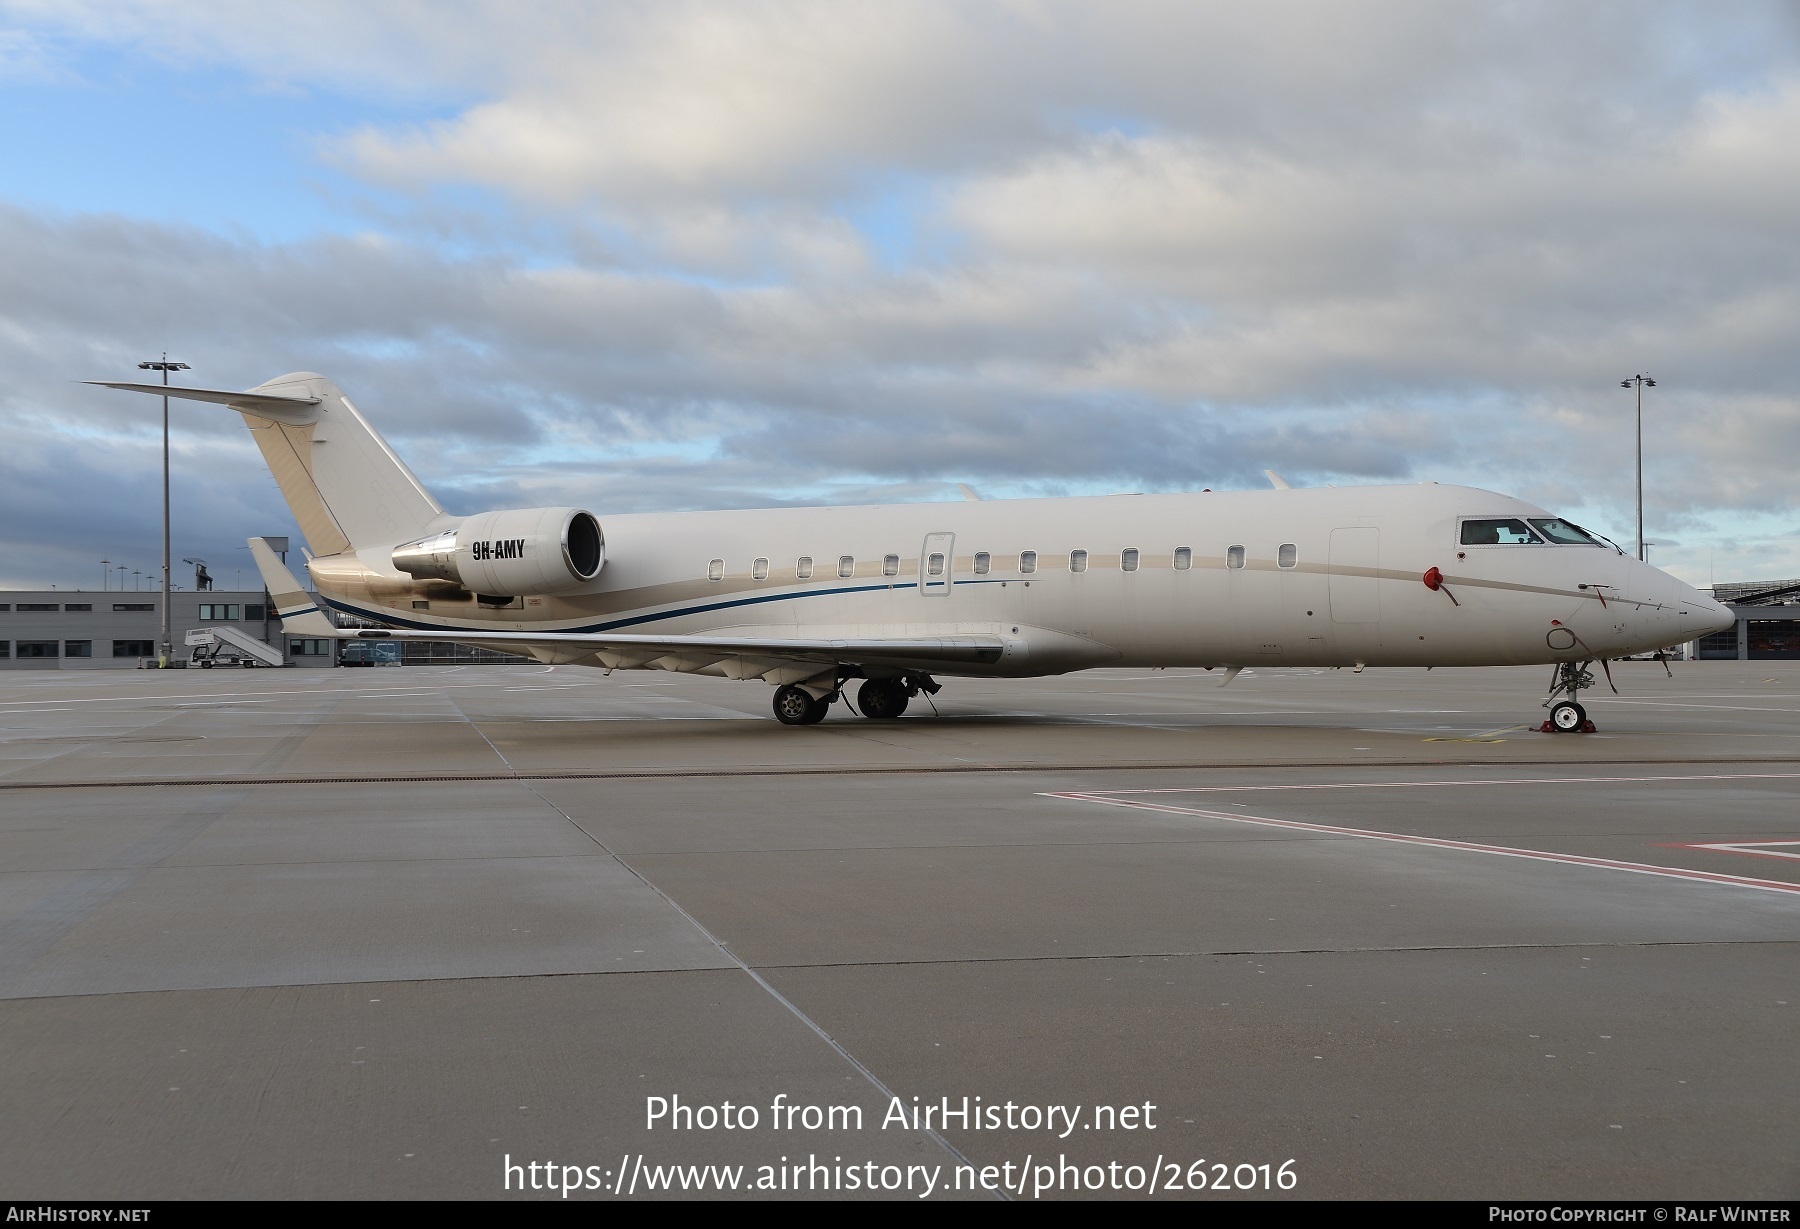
[392,508,604,596]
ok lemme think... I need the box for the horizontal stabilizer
[84,381,321,417]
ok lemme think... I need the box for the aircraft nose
[1700,594,1735,636]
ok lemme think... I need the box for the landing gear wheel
[1549,700,1586,733]
[856,679,910,719]
[772,685,830,726]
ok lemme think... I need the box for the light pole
[139,356,190,666]
[101,559,111,591]
[1621,374,1655,562]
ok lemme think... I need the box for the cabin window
[753,557,769,580]
[1527,518,1604,546]
[1278,543,1298,568]
[797,556,813,579]
[839,555,855,578]
[1070,549,1088,573]
[973,552,990,575]
[1460,518,1542,546]
[883,554,900,577]
[1173,546,1192,571]
[1019,551,1037,574]
[1226,545,1246,570]
[1121,548,1139,572]
[927,553,945,576]
[707,559,724,581]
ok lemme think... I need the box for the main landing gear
[857,674,939,720]
[771,674,943,725]
[1539,660,1599,734]
[772,684,833,726]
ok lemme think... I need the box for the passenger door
[1329,527,1382,645]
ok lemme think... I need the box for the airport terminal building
[0,590,331,670]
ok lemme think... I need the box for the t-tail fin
[86,372,446,557]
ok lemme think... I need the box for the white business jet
[90,372,1733,731]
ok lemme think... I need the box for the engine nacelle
[392,507,604,596]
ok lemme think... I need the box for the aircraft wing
[342,625,1007,671]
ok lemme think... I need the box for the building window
[18,603,57,612]
[113,640,154,657]
[198,604,241,621]
[1173,546,1192,571]
[839,556,855,578]
[245,605,265,620]
[64,641,92,658]
[1278,543,1298,568]
[113,603,154,612]
[1020,550,1037,574]
[883,554,900,577]
[64,603,92,612]
[1070,549,1088,573]
[0,642,8,657]
[753,558,769,580]
[797,557,813,580]
[974,552,991,575]
[1121,548,1139,572]
[16,641,58,658]
[0,604,10,612]
[289,639,332,656]
[1226,545,1246,570]
[707,559,724,581]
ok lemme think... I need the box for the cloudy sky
[3,1,1797,591]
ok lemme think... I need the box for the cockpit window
[1460,518,1543,546]
[1528,518,1604,546]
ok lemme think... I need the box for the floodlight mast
[1621,374,1655,563]
[138,355,190,667]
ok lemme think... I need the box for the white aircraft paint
[90,372,1734,725]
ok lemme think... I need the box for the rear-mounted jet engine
[392,507,604,596]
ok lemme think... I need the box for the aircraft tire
[856,679,910,719]
[773,685,829,726]
[1549,700,1586,732]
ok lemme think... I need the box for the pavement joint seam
[4,754,1799,791]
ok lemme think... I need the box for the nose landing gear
[1539,660,1601,733]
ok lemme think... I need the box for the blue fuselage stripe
[321,577,1010,634]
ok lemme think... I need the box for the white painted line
[1666,840,1800,863]
[1091,770,1800,797]
[1042,790,1800,897]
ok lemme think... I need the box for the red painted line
[1042,791,1800,896]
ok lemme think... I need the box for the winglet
[248,537,341,637]
[1264,470,1292,490]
